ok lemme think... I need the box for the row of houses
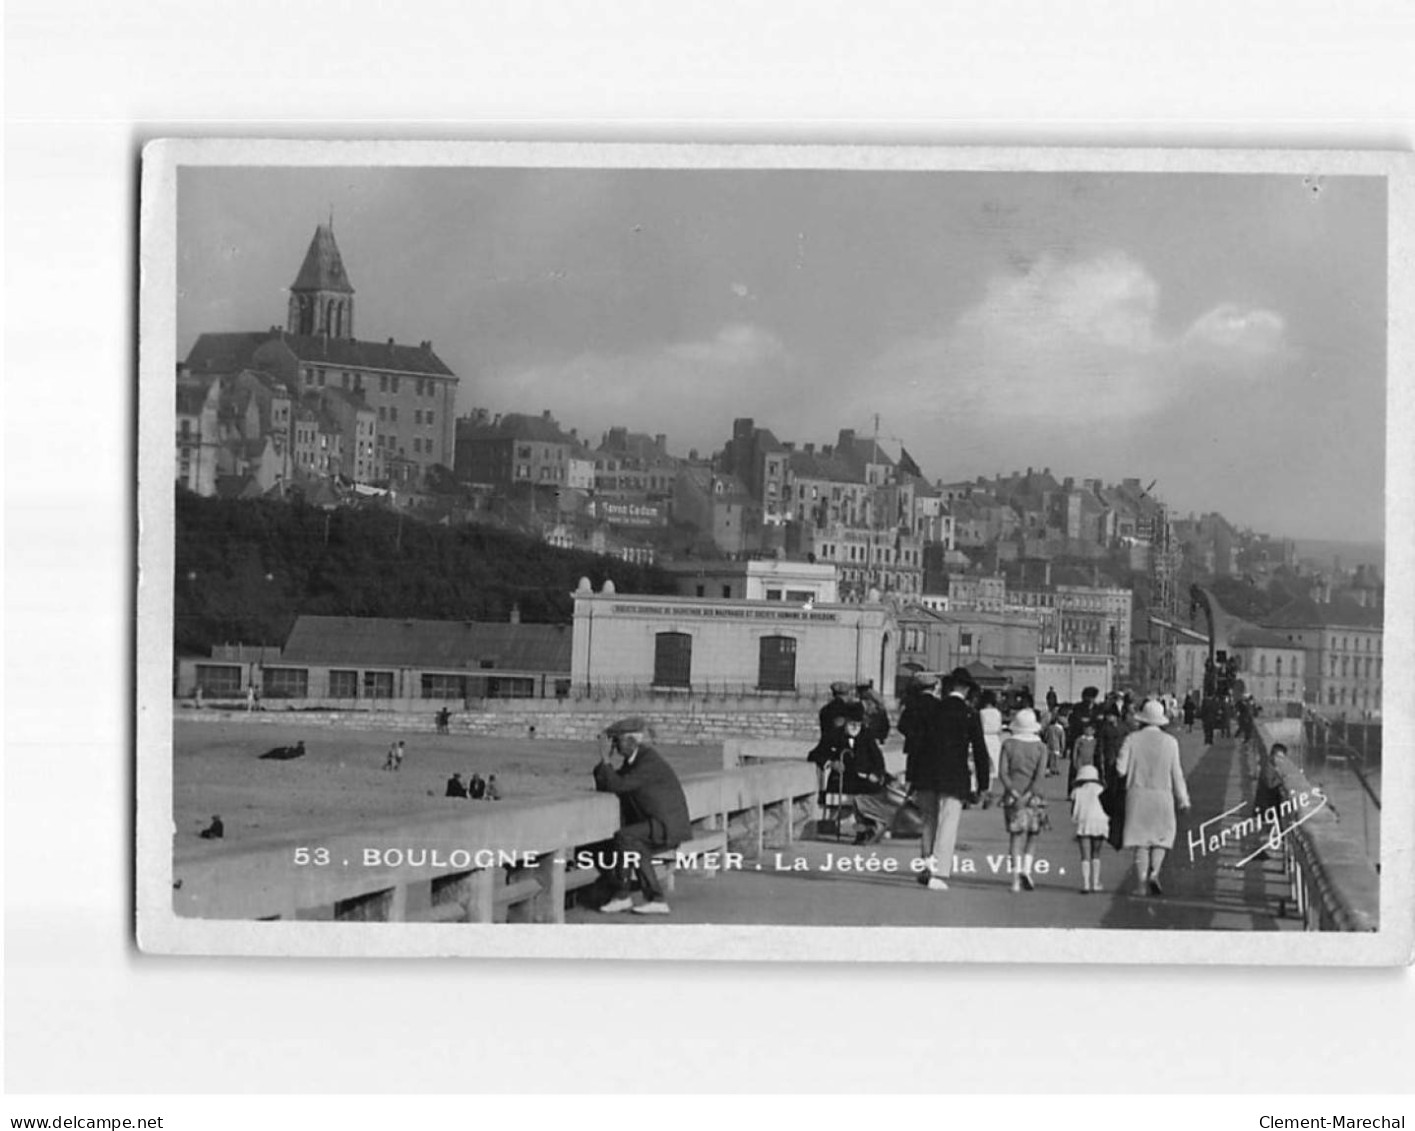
[179,223,459,498]
[177,571,1383,720]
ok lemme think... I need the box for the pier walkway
[567,729,1300,931]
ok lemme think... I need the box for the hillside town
[176,222,1385,719]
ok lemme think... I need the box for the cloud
[856,251,1289,431]
[483,323,806,453]
[1180,304,1289,368]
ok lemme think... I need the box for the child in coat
[1070,763,1110,893]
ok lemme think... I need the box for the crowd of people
[808,673,1195,897]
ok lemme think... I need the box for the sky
[176,163,1388,544]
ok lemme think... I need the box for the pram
[815,767,924,841]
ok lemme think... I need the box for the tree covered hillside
[174,490,676,654]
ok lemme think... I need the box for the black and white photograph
[11,0,1415,1115]
[135,142,1411,963]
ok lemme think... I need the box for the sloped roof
[184,332,273,376]
[965,660,1008,684]
[1230,624,1298,649]
[214,473,261,500]
[843,436,896,471]
[788,449,864,484]
[291,224,355,293]
[185,331,455,379]
[756,428,785,453]
[281,333,454,377]
[459,412,575,444]
[281,616,573,672]
[1263,596,1384,630]
[905,474,940,499]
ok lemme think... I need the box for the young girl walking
[1070,763,1110,893]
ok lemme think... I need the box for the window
[765,588,783,601]
[653,632,692,688]
[362,670,394,699]
[378,406,386,421]
[758,635,797,691]
[262,667,309,699]
[390,407,398,422]
[695,585,705,597]
[379,375,388,393]
[786,590,813,603]
[960,631,974,652]
[721,585,732,598]
[421,673,467,699]
[328,670,358,698]
[427,411,434,427]
[414,409,422,425]
[391,377,400,394]
[194,664,241,696]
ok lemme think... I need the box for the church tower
[286,222,355,339]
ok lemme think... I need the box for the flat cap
[829,680,853,695]
[913,672,939,689]
[604,716,648,738]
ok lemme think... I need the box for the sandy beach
[173,717,722,850]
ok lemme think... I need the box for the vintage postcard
[137,141,1412,962]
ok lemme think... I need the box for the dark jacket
[811,695,853,760]
[810,728,887,795]
[859,690,891,744]
[1096,716,1126,772]
[1067,699,1100,751]
[897,689,932,758]
[905,693,989,798]
[817,695,852,743]
[593,744,692,848]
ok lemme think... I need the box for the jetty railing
[1254,720,1379,932]
[173,761,819,924]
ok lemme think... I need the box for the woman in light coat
[1115,698,1191,896]
[978,690,1003,803]
[996,708,1048,892]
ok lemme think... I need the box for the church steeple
[287,222,356,339]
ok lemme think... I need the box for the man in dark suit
[905,669,991,891]
[593,716,692,916]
